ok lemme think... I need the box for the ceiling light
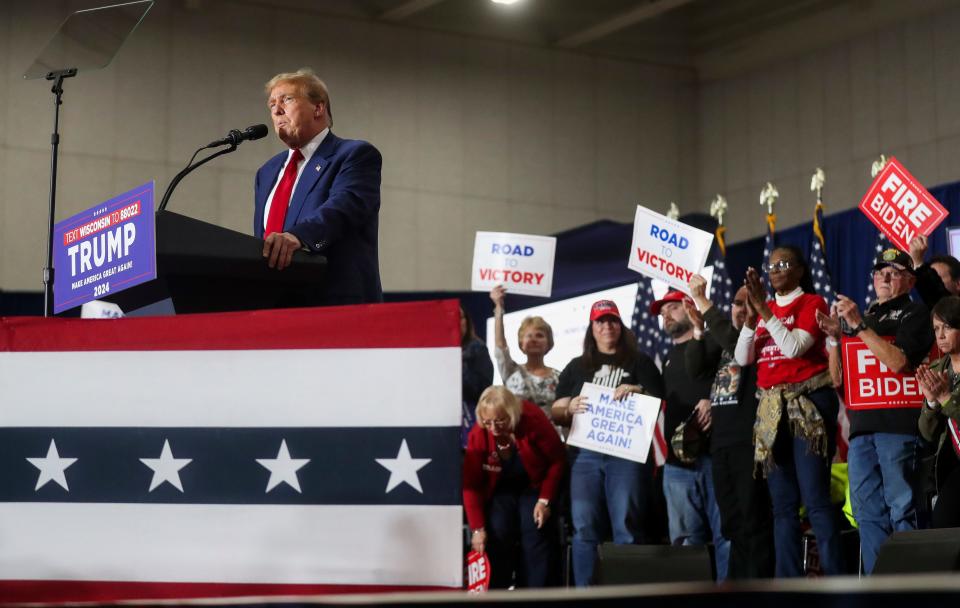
[490,0,522,5]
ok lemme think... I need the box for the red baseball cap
[589,300,621,321]
[649,290,691,315]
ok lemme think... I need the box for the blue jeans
[848,432,920,574]
[569,448,651,587]
[766,387,843,577]
[663,458,731,581]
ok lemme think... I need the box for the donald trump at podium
[255,68,383,305]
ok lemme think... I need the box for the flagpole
[760,182,779,296]
[710,194,727,257]
[811,168,826,251]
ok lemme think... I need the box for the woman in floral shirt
[490,286,560,419]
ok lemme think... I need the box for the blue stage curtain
[424,179,960,340]
[9,181,960,324]
[725,180,960,308]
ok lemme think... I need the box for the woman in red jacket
[463,386,566,588]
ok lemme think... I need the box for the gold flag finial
[709,194,727,226]
[666,202,680,220]
[871,154,888,178]
[760,182,778,215]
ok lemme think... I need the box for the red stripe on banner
[835,395,850,463]
[0,580,456,605]
[949,419,960,458]
[0,300,461,352]
[653,402,667,467]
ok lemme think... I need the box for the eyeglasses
[479,416,510,429]
[872,268,906,281]
[765,260,792,273]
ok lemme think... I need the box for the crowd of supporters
[459,240,960,588]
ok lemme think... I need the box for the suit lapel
[284,131,338,232]
[254,153,286,237]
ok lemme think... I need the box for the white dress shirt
[262,128,329,232]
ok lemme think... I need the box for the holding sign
[858,157,948,251]
[566,382,661,463]
[842,336,933,410]
[628,205,714,294]
[472,232,556,297]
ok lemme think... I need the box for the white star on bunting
[140,439,193,492]
[257,439,310,493]
[376,439,431,494]
[26,439,77,492]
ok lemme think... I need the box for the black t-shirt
[685,306,760,451]
[849,293,935,437]
[662,341,714,466]
[556,352,663,401]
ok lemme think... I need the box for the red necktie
[265,148,303,236]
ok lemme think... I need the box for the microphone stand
[42,68,78,317]
[158,144,237,213]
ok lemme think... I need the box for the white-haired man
[255,68,382,305]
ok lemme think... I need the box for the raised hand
[683,298,705,333]
[834,295,863,331]
[816,305,841,340]
[490,285,506,309]
[743,267,770,320]
[743,294,759,329]
[909,235,928,270]
[917,364,951,404]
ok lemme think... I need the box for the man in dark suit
[255,68,383,305]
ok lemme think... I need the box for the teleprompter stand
[23,1,154,316]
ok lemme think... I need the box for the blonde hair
[517,316,554,352]
[265,68,332,126]
[475,386,522,431]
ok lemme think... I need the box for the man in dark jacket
[684,275,774,579]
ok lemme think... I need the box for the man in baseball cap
[872,248,915,274]
[818,247,933,574]
[649,289,692,316]
[654,287,731,579]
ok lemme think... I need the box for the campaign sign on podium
[53,181,156,314]
[628,205,714,294]
[858,157,948,252]
[566,382,661,463]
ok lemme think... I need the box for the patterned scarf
[753,371,833,477]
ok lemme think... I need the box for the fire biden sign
[841,336,933,410]
[858,157,948,252]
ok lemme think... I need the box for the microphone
[207,124,268,147]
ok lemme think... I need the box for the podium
[101,210,326,315]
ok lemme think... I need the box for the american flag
[0,302,463,604]
[809,202,836,304]
[762,213,777,297]
[631,276,671,365]
[711,225,735,315]
[864,232,893,307]
[807,200,848,462]
[630,277,670,466]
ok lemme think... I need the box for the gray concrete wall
[0,0,697,292]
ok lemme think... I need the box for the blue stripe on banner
[0,427,460,506]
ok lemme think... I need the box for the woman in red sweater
[463,386,566,588]
[734,245,843,577]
